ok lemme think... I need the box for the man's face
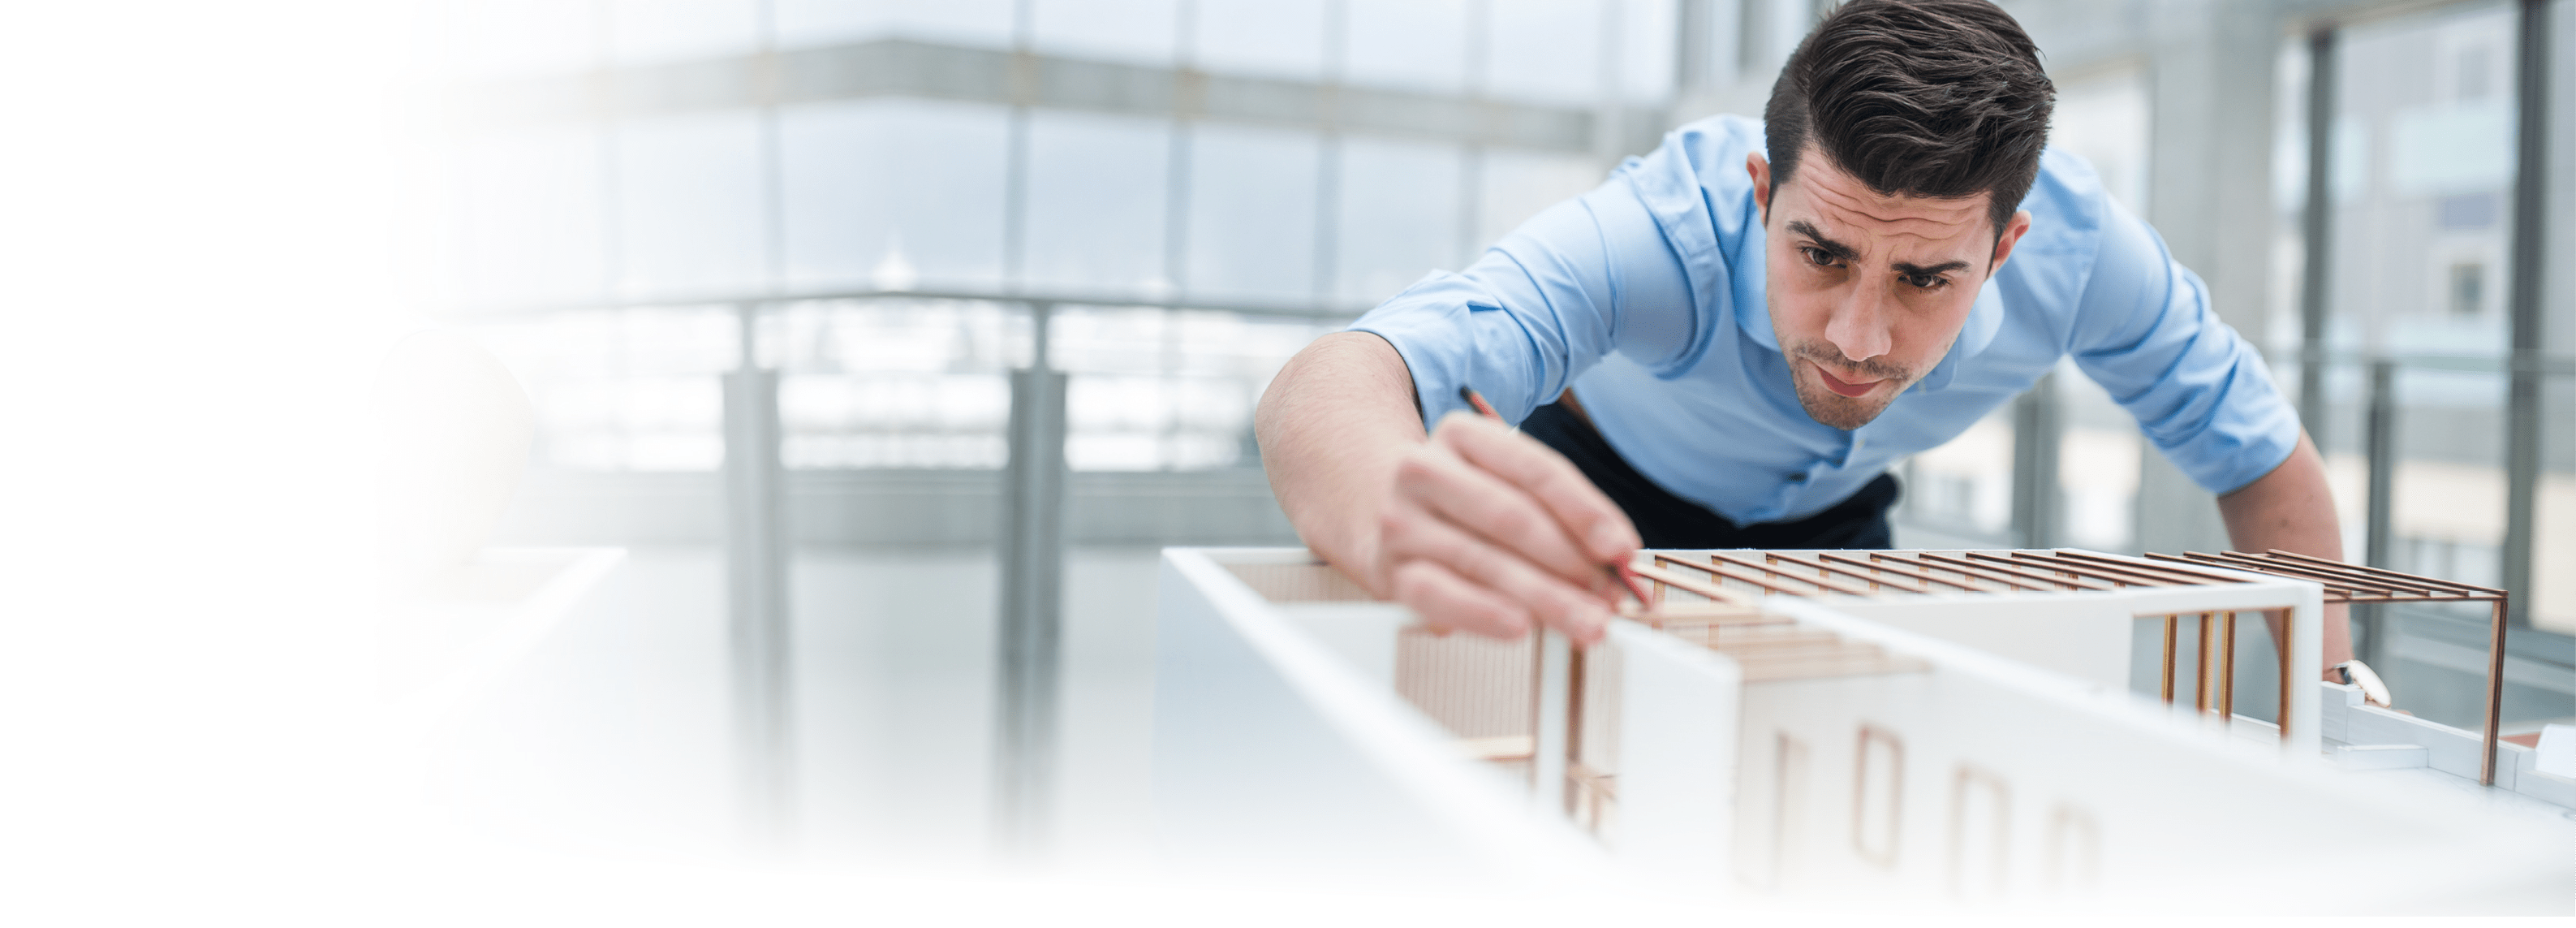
[1749,147,2031,430]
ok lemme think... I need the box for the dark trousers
[1520,401,1900,550]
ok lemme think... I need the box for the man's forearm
[2216,432,2355,675]
[1254,331,1427,595]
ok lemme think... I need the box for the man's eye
[1906,274,1949,291]
[1801,247,1838,268]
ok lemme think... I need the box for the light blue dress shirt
[1350,115,2301,525]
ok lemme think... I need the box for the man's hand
[1256,332,1640,646]
[1376,413,1638,644]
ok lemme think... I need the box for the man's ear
[1987,209,2034,275]
[1747,152,1772,226]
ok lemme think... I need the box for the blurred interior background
[411,0,2576,870]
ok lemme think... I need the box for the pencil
[1457,385,1655,609]
[1458,384,1501,420]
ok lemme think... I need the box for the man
[1255,0,2354,678]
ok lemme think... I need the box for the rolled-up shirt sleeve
[1349,171,1695,429]
[2069,199,2302,495]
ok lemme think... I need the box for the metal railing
[456,285,1363,854]
[2340,352,2576,664]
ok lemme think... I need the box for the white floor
[433,546,1165,871]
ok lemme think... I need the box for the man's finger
[1381,502,1612,643]
[1387,559,1531,639]
[1394,445,1605,591]
[1435,412,1641,563]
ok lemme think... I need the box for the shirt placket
[1771,433,1866,517]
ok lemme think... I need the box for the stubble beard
[1782,339,1920,431]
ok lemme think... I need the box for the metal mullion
[722,300,793,849]
[2502,0,2550,628]
[2298,26,2336,445]
[2361,360,2397,665]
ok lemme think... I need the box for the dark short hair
[1763,0,2055,238]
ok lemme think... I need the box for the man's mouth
[1812,362,1882,398]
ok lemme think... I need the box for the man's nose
[1822,282,1894,363]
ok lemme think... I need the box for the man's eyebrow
[1784,220,1858,263]
[1892,260,1972,276]
[1786,218,1974,276]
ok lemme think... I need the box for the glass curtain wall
[433,0,1670,477]
[2272,0,2574,732]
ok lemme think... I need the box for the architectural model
[1155,546,2572,914]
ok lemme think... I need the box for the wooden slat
[1873,552,2055,591]
[2139,550,2302,581]
[2178,551,2395,597]
[1457,735,1534,762]
[1957,552,2122,590]
[2005,550,2194,588]
[1816,551,1984,591]
[2143,552,2367,598]
[2190,550,2402,592]
[1704,627,1842,645]
[2038,550,2252,586]
[1618,602,1757,619]
[1635,613,1790,632]
[2255,549,2506,597]
[1629,562,1762,606]
[2053,549,2248,585]
[1619,602,1773,628]
[1712,551,1884,597]
[1766,551,1934,593]
[1566,761,1617,799]
[1706,550,1854,594]
[1649,553,1805,596]
[1652,553,1872,599]
[1705,641,1869,659]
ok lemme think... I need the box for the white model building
[1155,547,2574,915]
